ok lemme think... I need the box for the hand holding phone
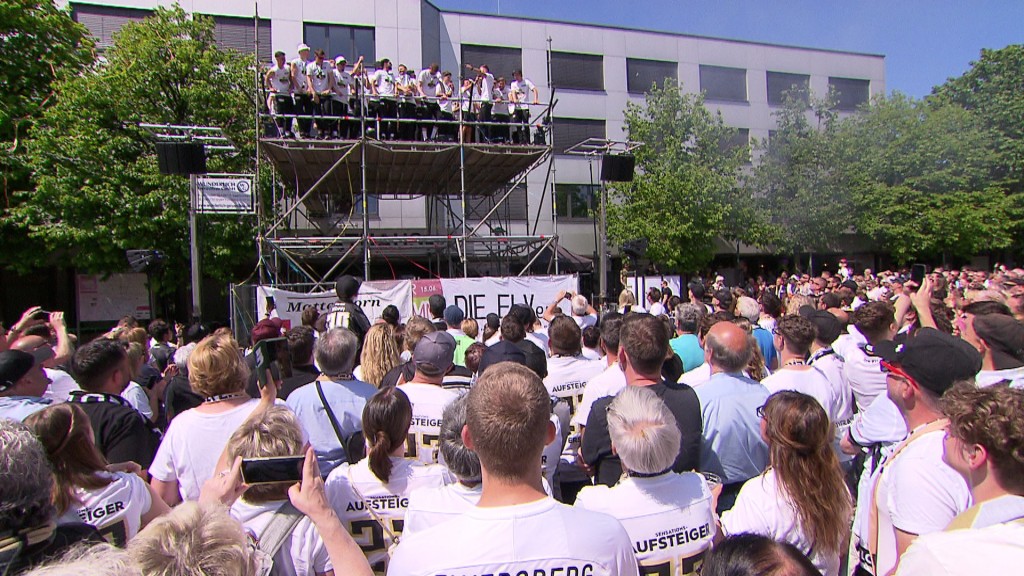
[254,337,287,389]
[241,456,305,485]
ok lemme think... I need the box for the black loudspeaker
[600,154,635,182]
[156,142,206,175]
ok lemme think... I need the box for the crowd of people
[264,44,542,144]
[2,262,1023,576]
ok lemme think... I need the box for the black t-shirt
[281,364,320,400]
[581,380,703,487]
[3,523,102,575]
[66,391,162,469]
[163,372,203,424]
[514,339,548,379]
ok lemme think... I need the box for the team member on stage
[307,49,337,139]
[370,59,397,140]
[417,63,442,141]
[437,71,456,141]
[266,50,295,138]
[332,56,355,139]
[291,44,313,138]
[466,64,495,141]
[491,76,511,143]
[510,69,539,144]
[394,64,418,140]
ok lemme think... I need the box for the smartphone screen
[255,337,287,388]
[910,264,928,285]
[240,456,304,485]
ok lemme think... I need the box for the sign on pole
[195,174,255,214]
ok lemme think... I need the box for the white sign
[256,280,414,329]
[628,275,682,302]
[77,273,151,322]
[195,175,254,214]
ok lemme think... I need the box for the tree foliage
[7,5,260,291]
[606,80,756,271]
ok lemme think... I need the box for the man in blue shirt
[694,321,770,513]
[669,302,706,374]
[737,296,777,371]
[0,348,53,421]
[286,327,376,476]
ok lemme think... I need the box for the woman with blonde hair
[25,404,170,545]
[721,390,852,576]
[354,323,401,388]
[148,334,272,506]
[617,289,645,314]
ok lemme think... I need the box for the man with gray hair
[670,303,706,374]
[403,395,482,536]
[287,327,376,476]
[0,419,101,573]
[543,289,598,329]
[736,296,778,370]
[575,387,717,573]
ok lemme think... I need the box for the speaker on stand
[156,142,207,176]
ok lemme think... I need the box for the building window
[71,3,149,50]
[210,16,272,61]
[699,65,748,103]
[829,77,870,111]
[460,44,523,80]
[555,184,598,220]
[766,71,810,106]
[552,118,606,155]
[550,51,604,92]
[720,128,751,163]
[304,23,375,63]
[626,58,677,94]
[467,187,528,221]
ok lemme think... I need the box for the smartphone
[910,264,928,285]
[31,310,51,321]
[254,336,286,388]
[240,456,304,485]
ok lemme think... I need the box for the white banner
[195,175,254,214]
[627,275,683,302]
[77,273,151,322]
[256,280,413,329]
[412,275,578,323]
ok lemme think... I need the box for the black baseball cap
[869,328,982,395]
[798,306,843,344]
[477,340,527,375]
[0,350,44,393]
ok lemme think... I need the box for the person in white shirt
[574,314,627,432]
[833,301,897,412]
[851,319,979,576]
[369,59,397,140]
[436,71,456,142]
[387,362,639,576]
[799,308,854,426]
[761,315,838,421]
[491,76,511,142]
[416,63,441,141]
[721,391,852,576]
[306,49,337,139]
[895,383,1024,575]
[466,63,495,141]
[394,64,417,140]
[266,50,296,138]
[331,55,356,139]
[509,69,538,144]
[576,386,717,574]
[542,290,598,330]
[26,403,170,545]
[291,44,313,138]
[326,387,450,574]
[647,287,668,317]
[396,332,460,463]
[403,395,481,537]
[226,406,333,576]
[960,312,1024,388]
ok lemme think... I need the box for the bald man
[693,322,770,513]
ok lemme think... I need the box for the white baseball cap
[335,55,347,64]
[297,43,310,52]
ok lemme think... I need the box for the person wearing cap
[291,43,313,138]
[961,312,1024,388]
[396,331,460,464]
[11,332,81,404]
[417,63,442,141]
[243,316,287,399]
[370,58,397,139]
[324,275,372,348]
[331,55,354,139]
[800,307,855,434]
[850,325,979,576]
[895,383,1024,575]
[0,348,53,421]
[266,50,296,138]
[442,305,474,367]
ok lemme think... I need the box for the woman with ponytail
[721,391,852,576]
[324,387,450,574]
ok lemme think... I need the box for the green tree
[0,0,94,257]
[9,5,260,292]
[744,90,853,256]
[605,80,757,271]
[844,93,1012,263]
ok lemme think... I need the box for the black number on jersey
[404,432,441,462]
[349,518,405,575]
[642,549,706,576]
[98,520,129,547]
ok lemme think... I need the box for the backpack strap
[256,502,304,575]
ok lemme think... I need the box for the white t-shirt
[149,399,274,502]
[121,381,152,421]
[527,330,549,352]
[58,471,152,546]
[574,314,598,330]
[510,78,536,110]
[575,473,716,575]
[977,366,1024,388]
[396,383,459,464]
[808,349,854,424]
[307,60,333,93]
[231,499,332,576]
[43,367,79,403]
[417,69,441,99]
[291,58,310,92]
[761,366,838,422]
[333,69,354,101]
[854,428,972,576]
[582,347,602,361]
[388,496,640,576]
[545,355,605,482]
[679,363,712,387]
[476,72,495,102]
[722,469,844,576]
[371,69,396,97]
[325,457,450,574]
[403,482,482,538]
[648,301,668,317]
[896,521,1024,575]
[574,362,627,430]
[269,63,292,93]
[438,81,455,113]
[833,330,887,412]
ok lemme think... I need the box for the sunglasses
[756,404,766,419]
[880,359,919,389]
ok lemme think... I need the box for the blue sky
[432,0,1023,97]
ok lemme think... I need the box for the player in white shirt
[388,362,639,576]
[394,64,417,140]
[575,387,717,575]
[25,403,170,546]
[396,332,460,463]
[760,315,839,421]
[325,387,450,574]
[369,59,397,140]
[416,63,441,140]
[331,55,358,139]
[436,71,456,141]
[491,76,511,142]
[509,69,539,144]
[306,50,336,139]
[266,50,296,138]
[721,391,852,576]
[291,43,313,138]
[466,63,495,141]
[543,316,605,501]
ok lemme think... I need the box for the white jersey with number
[545,355,604,482]
[388,496,640,576]
[371,69,396,97]
[307,60,333,93]
[325,457,450,575]
[269,63,292,93]
[57,471,152,546]
[231,499,332,576]
[575,473,716,576]
[291,58,310,92]
[395,383,459,464]
[403,482,482,538]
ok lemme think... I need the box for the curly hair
[359,323,401,388]
[942,382,1024,494]
[762,391,851,556]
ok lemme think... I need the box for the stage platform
[261,139,549,198]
